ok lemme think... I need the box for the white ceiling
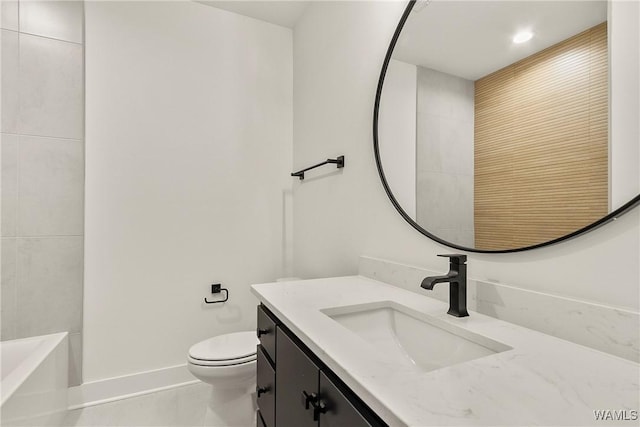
[393,0,608,81]
[197,1,310,28]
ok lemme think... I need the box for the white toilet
[188,331,259,426]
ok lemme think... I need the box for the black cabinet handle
[312,399,328,421]
[257,386,269,397]
[302,391,328,420]
[301,391,318,410]
[257,328,270,337]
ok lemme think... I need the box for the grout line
[2,132,83,143]
[18,29,83,47]
[13,235,84,238]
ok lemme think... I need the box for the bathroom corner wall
[1,1,85,385]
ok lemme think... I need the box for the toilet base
[203,383,256,427]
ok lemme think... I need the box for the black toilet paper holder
[204,283,229,304]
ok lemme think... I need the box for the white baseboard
[68,364,199,410]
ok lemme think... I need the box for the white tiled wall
[18,34,84,139]
[1,0,84,386]
[19,0,84,43]
[15,237,83,337]
[1,133,18,235]
[18,136,84,235]
[1,29,19,133]
[1,1,19,31]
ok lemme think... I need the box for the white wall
[292,1,639,311]
[610,0,640,209]
[84,1,292,382]
[378,59,416,218]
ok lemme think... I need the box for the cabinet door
[319,372,372,427]
[276,328,319,427]
[257,305,277,363]
[257,346,276,427]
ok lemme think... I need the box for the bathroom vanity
[256,304,385,427]
[252,277,640,427]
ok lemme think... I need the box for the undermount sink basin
[321,301,511,373]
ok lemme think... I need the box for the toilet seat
[188,354,255,367]
[188,331,258,367]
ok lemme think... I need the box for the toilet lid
[188,331,258,362]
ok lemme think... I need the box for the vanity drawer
[257,304,277,363]
[257,345,276,427]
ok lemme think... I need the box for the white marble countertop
[251,276,640,427]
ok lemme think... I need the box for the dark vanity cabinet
[257,304,277,360]
[256,346,276,427]
[275,330,321,427]
[256,305,277,427]
[256,304,386,427]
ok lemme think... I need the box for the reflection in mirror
[378,0,640,251]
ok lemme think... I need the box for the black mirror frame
[373,0,640,254]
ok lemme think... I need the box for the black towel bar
[291,156,344,180]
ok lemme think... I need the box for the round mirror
[374,0,640,253]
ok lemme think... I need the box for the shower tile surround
[1,1,85,385]
[359,256,639,363]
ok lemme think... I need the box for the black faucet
[421,254,469,317]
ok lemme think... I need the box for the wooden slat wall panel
[474,22,608,250]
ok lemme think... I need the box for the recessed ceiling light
[513,31,534,44]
